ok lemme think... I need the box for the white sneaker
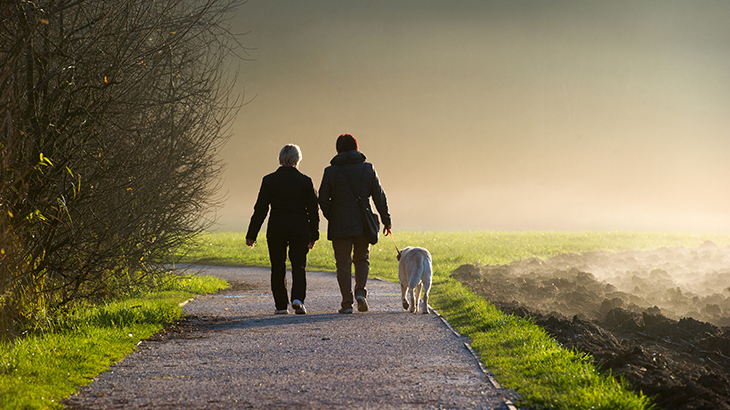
[292,300,307,315]
[275,309,289,315]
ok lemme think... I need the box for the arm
[368,164,392,229]
[305,176,320,242]
[245,178,270,244]
[318,168,332,220]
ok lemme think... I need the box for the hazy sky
[216,0,730,232]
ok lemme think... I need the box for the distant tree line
[0,0,241,338]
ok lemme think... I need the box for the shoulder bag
[338,165,380,244]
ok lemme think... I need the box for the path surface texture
[66,266,518,409]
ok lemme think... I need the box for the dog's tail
[408,252,432,290]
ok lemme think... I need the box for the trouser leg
[332,237,354,308]
[352,235,370,299]
[267,236,289,310]
[288,235,309,303]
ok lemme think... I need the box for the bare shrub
[0,0,241,338]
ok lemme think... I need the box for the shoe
[292,300,307,315]
[356,296,369,312]
[275,309,289,315]
[338,307,353,314]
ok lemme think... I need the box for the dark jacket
[318,150,391,240]
[246,166,320,242]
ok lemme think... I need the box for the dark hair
[336,133,358,153]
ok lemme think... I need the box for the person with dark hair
[319,134,392,314]
[246,144,319,315]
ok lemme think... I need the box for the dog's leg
[399,259,410,310]
[421,275,432,314]
[409,283,420,314]
[414,282,423,314]
[407,287,416,313]
[408,261,423,314]
[401,282,409,310]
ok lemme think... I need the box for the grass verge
[0,274,228,410]
[433,277,651,410]
[177,230,730,409]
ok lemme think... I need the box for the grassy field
[0,275,228,409]
[178,230,730,283]
[179,230,730,409]
[6,231,727,409]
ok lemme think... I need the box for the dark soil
[451,242,730,410]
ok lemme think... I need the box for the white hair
[279,144,302,167]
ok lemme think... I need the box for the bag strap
[336,165,364,202]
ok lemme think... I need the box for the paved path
[65,266,518,409]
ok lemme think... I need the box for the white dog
[398,246,433,314]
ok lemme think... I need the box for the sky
[215,0,730,233]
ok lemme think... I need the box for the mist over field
[215,0,730,233]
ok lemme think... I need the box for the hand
[383,225,392,235]
[246,238,255,248]
[308,241,316,250]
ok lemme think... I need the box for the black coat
[318,150,391,240]
[246,166,320,242]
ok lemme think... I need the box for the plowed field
[452,242,730,410]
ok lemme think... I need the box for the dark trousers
[267,234,309,310]
[332,235,370,309]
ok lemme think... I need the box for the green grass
[178,230,730,409]
[433,279,650,410]
[178,230,730,282]
[9,232,725,409]
[0,274,228,410]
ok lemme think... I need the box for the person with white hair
[246,144,320,315]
